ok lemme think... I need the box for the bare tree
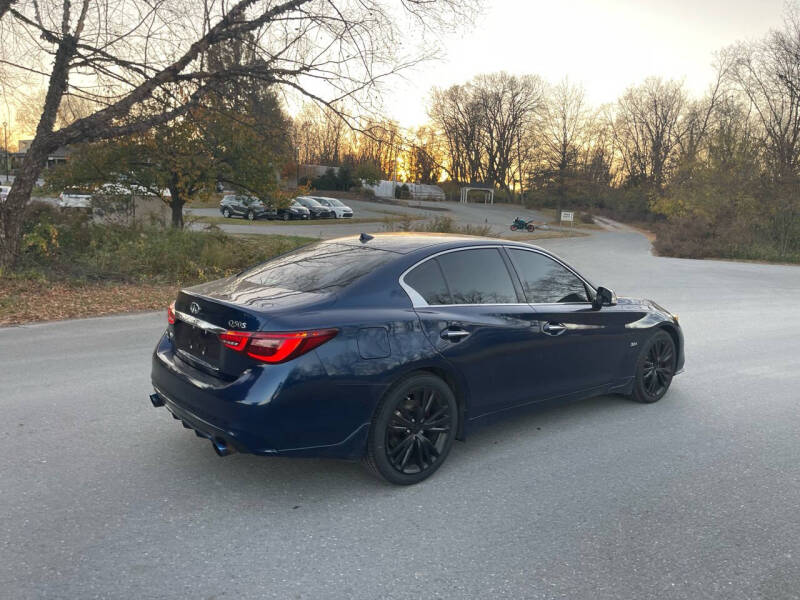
[474,72,544,194]
[407,125,443,184]
[0,0,476,267]
[612,77,687,192]
[727,7,800,255]
[429,83,485,183]
[540,78,589,217]
[429,72,543,193]
[294,103,346,166]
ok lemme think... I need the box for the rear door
[505,248,634,399]
[405,247,543,416]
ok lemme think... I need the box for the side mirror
[592,286,617,310]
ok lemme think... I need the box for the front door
[505,247,637,400]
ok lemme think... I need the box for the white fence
[363,180,445,201]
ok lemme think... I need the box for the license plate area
[174,321,221,368]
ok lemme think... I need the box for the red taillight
[219,329,338,364]
[167,301,176,325]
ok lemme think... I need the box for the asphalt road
[188,198,554,239]
[2,230,800,599]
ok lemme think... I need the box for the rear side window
[437,249,517,304]
[404,259,451,305]
[241,243,397,293]
[508,249,589,303]
[404,248,518,305]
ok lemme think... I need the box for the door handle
[440,328,470,341]
[542,322,567,336]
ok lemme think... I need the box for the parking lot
[2,228,799,599]
[187,197,557,238]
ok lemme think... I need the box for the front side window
[508,249,589,304]
[404,248,518,305]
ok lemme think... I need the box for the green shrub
[395,215,494,237]
[16,205,311,284]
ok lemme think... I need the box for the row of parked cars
[219,195,354,221]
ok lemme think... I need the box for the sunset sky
[384,0,786,126]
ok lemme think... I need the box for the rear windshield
[239,243,397,293]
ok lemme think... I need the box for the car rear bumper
[150,333,374,459]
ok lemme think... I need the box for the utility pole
[2,122,8,182]
[295,146,300,187]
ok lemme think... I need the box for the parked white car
[58,190,92,208]
[312,196,354,218]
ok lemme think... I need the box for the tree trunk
[171,200,185,228]
[0,0,16,20]
[0,34,75,269]
[0,142,54,268]
[168,182,184,229]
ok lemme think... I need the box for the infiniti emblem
[189,302,201,315]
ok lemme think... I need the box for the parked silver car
[312,196,354,218]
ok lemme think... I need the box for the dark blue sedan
[150,233,684,484]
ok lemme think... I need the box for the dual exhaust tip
[149,392,235,457]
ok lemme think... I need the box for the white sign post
[561,211,574,225]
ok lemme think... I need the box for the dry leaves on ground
[0,279,178,326]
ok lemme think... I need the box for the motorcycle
[510,217,535,232]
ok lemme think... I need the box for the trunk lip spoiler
[174,309,227,334]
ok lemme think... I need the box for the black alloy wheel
[631,330,676,403]
[282,212,290,221]
[222,207,231,218]
[365,373,457,485]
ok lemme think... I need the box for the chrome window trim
[174,310,227,334]
[399,244,597,308]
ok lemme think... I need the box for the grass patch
[1,203,316,325]
[505,229,589,241]
[382,215,495,236]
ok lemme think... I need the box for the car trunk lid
[172,279,333,378]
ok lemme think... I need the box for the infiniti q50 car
[150,233,683,484]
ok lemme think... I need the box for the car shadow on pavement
[148,391,673,498]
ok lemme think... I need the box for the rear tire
[629,330,676,403]
[510,225,518,231]
[247,210,255,221]
[364,373,457,485]
[282,213,290,221]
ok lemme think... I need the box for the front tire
[630,330,676,403]
[222,208,231,218]
[282,213,290,221]
[364,373,457,485]
[247,210,255,221]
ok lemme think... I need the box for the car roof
[324,232,544,255]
